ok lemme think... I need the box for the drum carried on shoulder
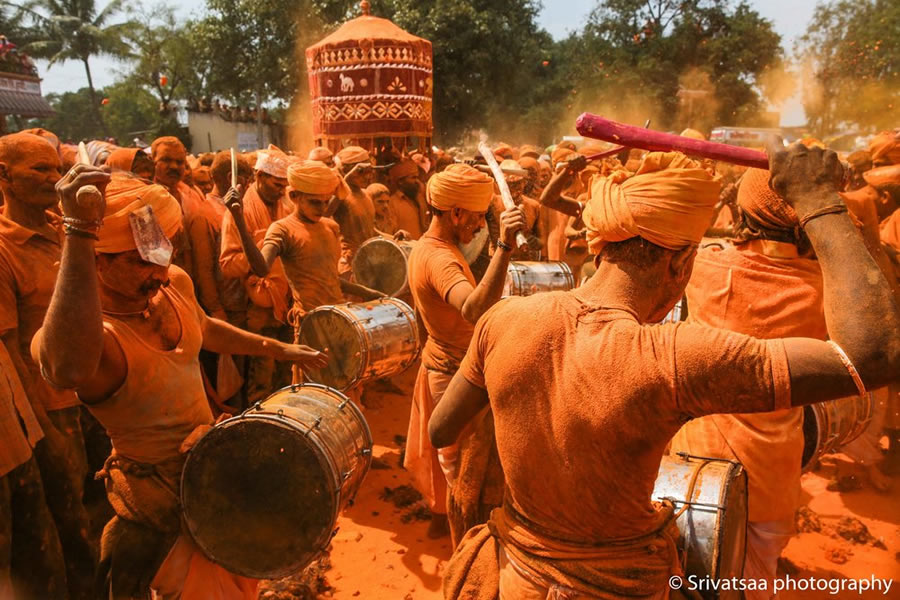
[802,393,874,470]
[298,297,421,391]
[351,237,416,297]
[654,453,747,599]
[181,384,372,579]
[504,261,575,297]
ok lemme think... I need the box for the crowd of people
[0,122,898,600]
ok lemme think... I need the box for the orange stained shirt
[0,211,79,411]
[0,341,42,477]
[390,189,426,240]
[262,215,344,313]
[670,241,825,522]
[458,292,791,542]
[333,188,376,252]
[408,235,476,374]
[85,266,213,465]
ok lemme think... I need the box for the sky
[31,0,820,126]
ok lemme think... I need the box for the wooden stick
[575,113,769,169]
[478,143,529,249]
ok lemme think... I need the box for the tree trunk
[256,88,264,149]
[82,58,108,136]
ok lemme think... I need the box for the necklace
[102,303,152,319]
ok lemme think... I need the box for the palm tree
[22,0,136,133]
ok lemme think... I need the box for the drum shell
[180,384,372,579]
[653,455,747,599]
[299,298,421,390]
[801,393,874,470]
[351,237,416,297]
[504,261,575,297]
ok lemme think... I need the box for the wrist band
[62,216,103,228]
[798,204,848,229]
[496,239,512,252]
[63,224,99,240]
[827,340,867,397]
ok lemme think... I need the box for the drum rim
[505,260,575,295]
[180,413,341,579]
[352,236,411,297]
[299,305,371,391]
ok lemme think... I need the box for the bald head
[0,132,62,208]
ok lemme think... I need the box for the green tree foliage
[560,0,784,134]
[21,0,137,133]
[25,82,161,143]
[797,0,899,135]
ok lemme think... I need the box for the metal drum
[180,384,372,579]
[801,393,874,470]
[504,261,575,297]
[351,236,416,297]
[654,454,747,598]
[298,298,421,391]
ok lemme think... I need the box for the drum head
[299,309,363,390]
[181,417,337,579]
[352,238,408,296]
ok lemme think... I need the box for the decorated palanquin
[305,1,433,154]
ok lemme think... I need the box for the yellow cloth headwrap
[426,164,494,212]
[287,160,340,195]
[336,146,371,166]
[96,174,183,254]
[583,152,720,253]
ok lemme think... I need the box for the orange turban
[869,130,900,165]
[336,146,371,166]
[96,174,183,254]
[255,145,290,179]
[500,159,525,182]
[287,160,339,195]
[583,152,720,253]
[863,164,900,189]
[308,147,334,163]
[551,147,577,167]
[389,159,418,183]
[847,150,872,171]
[519,145,541,159]
[736,167,797,230]
[105,148,141,172]
[426,164,494,212]
[680,129,707,141]
[493,143,515,160]
[518,156,540,175]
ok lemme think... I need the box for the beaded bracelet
[496,239,512,252]
[62,216,103,228]
[63,223,99,241]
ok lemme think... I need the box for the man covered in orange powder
[484,160,543,261]
[368,182,397,235]
[151,136,200,277]
[0,132,96,599]
[219,147,295,404]
[226,160,382,369]
[668,167,833,596]
[430,145,900,599]
[34,166,328,599]
[539,147,589,270]
[0,328,66,599]
[869,129,900,168]
[404,164,525,538]
[389,158,429,240]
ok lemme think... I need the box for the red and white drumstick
[575,113,769,169]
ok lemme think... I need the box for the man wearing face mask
[403,164,525,538]
[35,168,329,599]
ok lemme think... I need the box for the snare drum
[801,393,874,470]
[504,261,575,297]
[654,454,747,597]
[298,298,421,390]
[181,384,372,578]
[351,237,416,297]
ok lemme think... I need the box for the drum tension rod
[304,417,323,436]
[675,451,741,466]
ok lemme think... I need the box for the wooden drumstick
[478,143,529,250]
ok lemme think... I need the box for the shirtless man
[432,145,900,599]
[35,168,328,599]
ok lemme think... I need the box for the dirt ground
[262,361,900,599]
